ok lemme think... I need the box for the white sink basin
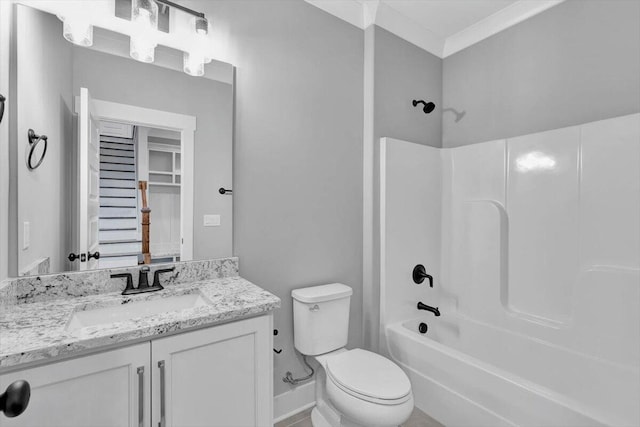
[66,293,209,332]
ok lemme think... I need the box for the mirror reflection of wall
[9,5,234,277]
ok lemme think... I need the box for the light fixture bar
[155,0,205,19]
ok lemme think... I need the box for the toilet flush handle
[309,304,320,312]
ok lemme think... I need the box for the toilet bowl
[320,348,414,427]
[292,284,414,427]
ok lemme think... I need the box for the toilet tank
[292,283,353,355]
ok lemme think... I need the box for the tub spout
[417,302,440,316]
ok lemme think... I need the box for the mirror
[9,4,234,276]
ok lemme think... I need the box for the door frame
[75,97,197,261]
[77,88,101,271]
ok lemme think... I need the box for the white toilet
[292,283,414,427]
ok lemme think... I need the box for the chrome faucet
[417,302,440,317]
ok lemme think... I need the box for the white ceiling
[305,0,564,57]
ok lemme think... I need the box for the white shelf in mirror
[148,142,181,187]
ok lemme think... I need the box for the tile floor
[275,406,444,427]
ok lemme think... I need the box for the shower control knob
[413,264,433,287]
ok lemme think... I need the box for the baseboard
[273,380,316,423]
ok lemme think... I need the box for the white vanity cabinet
[152,315,273,427]
[0,315,273,427]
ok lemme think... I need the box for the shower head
[423,102,436,114]
[412,99,436,114]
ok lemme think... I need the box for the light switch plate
[23,222,30,250]
[203,214,221,227]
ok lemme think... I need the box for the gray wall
[443,0,640,147]
[368,25,443,349]
[72,48,233,260]
[12,7,73,276]
[191,0,364,396]
[374,26,442,148]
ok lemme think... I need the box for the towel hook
[27,129,48,170]
[0,94,6,124]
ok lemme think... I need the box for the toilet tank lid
[292,283,353,303]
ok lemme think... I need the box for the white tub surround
[379,114,640,426]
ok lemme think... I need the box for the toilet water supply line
[283,355,315,385]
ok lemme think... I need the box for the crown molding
[305,0,565,59]
[305,0,367,29]
[374,1,445,57]
[443,1,565,57]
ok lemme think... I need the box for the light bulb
[183,52,205,76]
[183,16,212,76]
[133,6,155,30]
[131,37,156,63]
[130,0,158,63]
[58,14,93,47]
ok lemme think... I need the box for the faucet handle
[111,273,134,294]
[138,266,151,289]
[412,264,433,287]
[153,267,176,289]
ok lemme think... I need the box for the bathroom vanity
[0,258,280,427]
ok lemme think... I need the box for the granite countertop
[0,275,280,369]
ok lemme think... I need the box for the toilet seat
[326,349,412,405]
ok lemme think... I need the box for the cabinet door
[151,315,273,427]
[0,343,150,427]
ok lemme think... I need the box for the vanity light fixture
[52,0,215,76]
[130,0,159,63]
[183,16,212,77]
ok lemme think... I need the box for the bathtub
[384,315,639,427]
[378,122,640,427]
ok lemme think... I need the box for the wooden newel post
[139,181,151,265]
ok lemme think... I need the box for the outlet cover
[203,215,221,227]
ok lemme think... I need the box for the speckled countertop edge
[0,276,280,369]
